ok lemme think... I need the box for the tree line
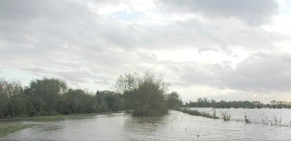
[185,98,291,109]
[0,72,183,119]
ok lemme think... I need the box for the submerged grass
[244,115,250,123]
[180,108,291,128]
[180,108,219,120]
[220,111,231,121]
[0,123,33,138]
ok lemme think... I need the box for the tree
[0,78,23,118]
[29,78,67,115]
[95,90,124,112]
[61,89,94,114]
[95,90,109,112]
[115,72,168,116]
[166,91,183,110]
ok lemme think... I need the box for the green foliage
[115,72,169,116]
[25,97,45,117]
[0,73,182,119]
[29,78,67,114]
[94,90,125,112]
[61,89,93,114]
[0,79,24,118]
[166,91,183,110]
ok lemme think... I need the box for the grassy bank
[0,111,124,138]
[0,113,98,122]
[0,111,125,122]
[0,123,33,138]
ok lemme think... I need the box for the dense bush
[115,72,170,116]
[0,72,183,119]
[0,78,127,119]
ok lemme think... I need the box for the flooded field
[1,110,291,140]
[192,108,291,125]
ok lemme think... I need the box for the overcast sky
[1,0,291,103]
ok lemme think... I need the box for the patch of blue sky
[279,0,291,15]
[0,69,42,86]
[110,10,144,21]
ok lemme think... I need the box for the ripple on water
[1,110,291,140]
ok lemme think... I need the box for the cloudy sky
[1,0,291,103]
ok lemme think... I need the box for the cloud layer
[1,0,290,102]
[178,53,291,92]
[157,0,278,25]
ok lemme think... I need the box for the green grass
[0,114,95,122]
[0,111,122,122]
[0,112,122,138]
[0,123,33,138]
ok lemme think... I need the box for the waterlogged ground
[1,110,291,140]
[192,108,291,125]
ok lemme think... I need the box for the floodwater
[193,108,291,124]
[1,110,291,140]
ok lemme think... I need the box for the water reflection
[124,114,167,138]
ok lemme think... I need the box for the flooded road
[1,110,291,140]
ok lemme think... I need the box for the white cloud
[263,15,291,35]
